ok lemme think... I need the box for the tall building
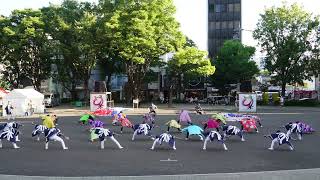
[208,0,241,58]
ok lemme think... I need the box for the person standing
[28,100,33,116]
[5,102,14,121]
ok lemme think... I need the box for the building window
[234,3,240,12]
[228,4,234,12]
[209,22,215,30]
[215,4,226,13]
[228,21,233,29]
[221,21,227,29]
[215,21,221,29]
[234,21,240,29]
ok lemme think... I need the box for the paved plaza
[0,107,319,177]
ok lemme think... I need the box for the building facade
[208,0,241,58]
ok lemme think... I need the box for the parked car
[44,93,60,107]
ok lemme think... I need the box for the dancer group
[0,104,315,152]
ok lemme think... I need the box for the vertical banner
[239,93,257,113]
[90,93,107,111]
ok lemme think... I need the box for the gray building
[208,0,241,58]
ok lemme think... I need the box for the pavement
[0,106,319,177]
[2,103,320,119]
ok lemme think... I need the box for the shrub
[262,92,269,105]
[272,93,280,105]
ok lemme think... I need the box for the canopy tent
[2,89,44,116]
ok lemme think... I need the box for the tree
[102,0,185,102]
[167,47,215,106]
[211,40,259,94]
[253,3,320,97]
[42,0,98,100]
[0,9,52,91]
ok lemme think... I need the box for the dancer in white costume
[132,123,154,141]
[222,125,245,142]
[284,122,302,140]
[0,126,20,149]
[0,122,22,142]
[94,127,123,149]
[32,124,48,141]
[203,131,228,151]
[150,133,176,150]
[44,128,69,150]
[265,130,294,151]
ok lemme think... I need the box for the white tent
[2,89,44,116]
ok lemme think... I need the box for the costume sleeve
[181,127,188,133]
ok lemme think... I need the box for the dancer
[0,122,20,149]
[149,103,157,115]
[93,127,123,149]
[222,125,245,141]
[264,130,294,151]
[178,109,192,125]
[203,131,228,151]
[44,127,69,150]
[239,118,259,133]
[79,114,95,125]
[150,132,176,150]
[284,122,302,140]
[88,119,104,142]
[299,122,315,134]
[132,123,154,141]
[42,114,56,129]
[0,122,22,142]
[195,103,204,115]
[143,113,156,127]
[32,124,48,141]
[119,117,133,133]
[181,124,204,141]
[211,113,227,125]
[165,119,182,132]
[4,102,14,121]
[112,111,126,126]
[202,118,221,132]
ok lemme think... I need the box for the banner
[90,93,107,111]
[239,93,257,112]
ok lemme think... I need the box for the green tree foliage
[168,47,215,76]
[41,0,98,100]
[253,3,320,97]
[102,0,185,100]
[167,47,215,106]
[212,40,259,94]
[0,9,52,90]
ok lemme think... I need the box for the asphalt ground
[0,108,319,177]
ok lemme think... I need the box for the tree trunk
[70,82,78,101]
[106,73,112,92]
[281,81,286,97]
[83,78,89,101]
[168,84,173,108]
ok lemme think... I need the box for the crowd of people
[0,102,315,152]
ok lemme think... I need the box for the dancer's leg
[202,136,210,150]
[51,135,68,150]
[268,139,278,150]
[110,136,123,149]
[132,130,138,141]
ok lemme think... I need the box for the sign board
[90,93,107,111]
[238,93,257,113]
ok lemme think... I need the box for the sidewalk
[1,103,319,120]
[45,103,238,116]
